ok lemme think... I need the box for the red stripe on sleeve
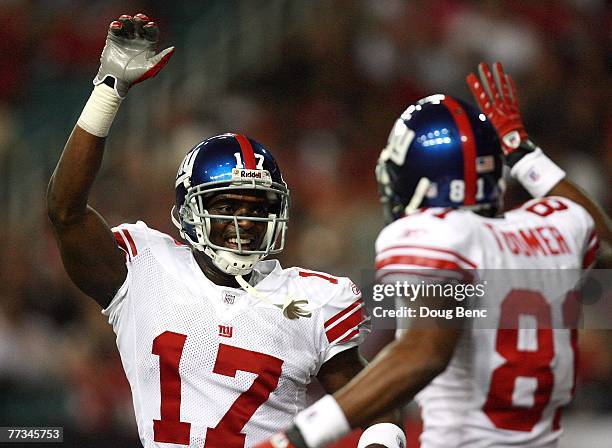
[587,228,596,241]
[324,298,362,329]
[337,328,360,344]
[552,407,562,431]
[113,231,130,258]
[582,239,599,268]
[376,255,472,281]
[442,96,477,205]
[377,270,465,283]
[121,229,138,257]
[173,238,187,246]
[326,308,365,344]
[234,134,257,169]
[585,229,598,248]
[299,271,338,284]
[377,244,477,269]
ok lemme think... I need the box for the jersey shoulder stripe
[582,230,599,269]
[299,270,338,284]
[122,228,138,257]
[113,231,129,258]
[376,254,474,282]
[113,228,138,259]
[376,208,479,265]
[377,244,478,269]
[324,298,362,328]
[111,221,188,264]
[377,269,465,283]
[324,298,367,344]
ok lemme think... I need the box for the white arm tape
[358,423,406,448]
[294,395,351,448]
[77,83,123,137]
[510,147,566,198]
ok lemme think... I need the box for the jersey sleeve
[523,197,598,269]
[102,221,151,329]
[318,276,371,365]
[374,210,478,284]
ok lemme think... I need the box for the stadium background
[0,0,610,446]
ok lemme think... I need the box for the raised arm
[547,180,611,257]
[466,62,611,264]
[47,13,174,307]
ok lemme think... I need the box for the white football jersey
[375,197,598,448]
[103,221,368,448]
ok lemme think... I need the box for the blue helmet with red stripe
[376,94,504,223]
[171,133,290,275]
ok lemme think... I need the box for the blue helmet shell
[376,94,503,222]
[175,133,286,209]
[173,133,289,258]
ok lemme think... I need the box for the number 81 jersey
[376,197,597,447]
[103,221,368,448]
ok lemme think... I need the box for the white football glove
[94,13,175,98]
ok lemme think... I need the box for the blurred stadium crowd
[0,0,610,446]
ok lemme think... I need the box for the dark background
[0,0,610,446]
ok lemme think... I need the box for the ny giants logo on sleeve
[218,325,233,338]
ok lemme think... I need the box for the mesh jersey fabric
[375,197,596,448]
[103,221,369,447]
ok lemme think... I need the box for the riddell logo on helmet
[232,168,272,184]
[238,170,263,178]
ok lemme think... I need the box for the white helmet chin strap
[206,244,313,320]
[404,177,430,215]
[172,202,310,319]
[234,274,313,320]
[204,246,261,276]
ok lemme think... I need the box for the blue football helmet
[171,133,290,275]
[376,94,504,223]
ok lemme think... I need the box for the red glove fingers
[466,72,493,119]
[479,62,503,109]
[466,61,528,154]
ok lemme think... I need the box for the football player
[255,63,611,447]
[46,14,403,448]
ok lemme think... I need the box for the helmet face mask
[171,134,290,275]
[179,182,289,255]
[377,95,504,223]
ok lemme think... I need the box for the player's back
[375,197,597,447]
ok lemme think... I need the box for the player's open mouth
[225,237,256,250]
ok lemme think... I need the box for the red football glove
[466,62,528,155]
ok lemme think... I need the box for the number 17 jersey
[102,221,369,447]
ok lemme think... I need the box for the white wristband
[294,395,350,448]
[510,147,566,198]
[77,84,123,137]
[358,423,406,448]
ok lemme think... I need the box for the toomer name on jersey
[484,223,571,257]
